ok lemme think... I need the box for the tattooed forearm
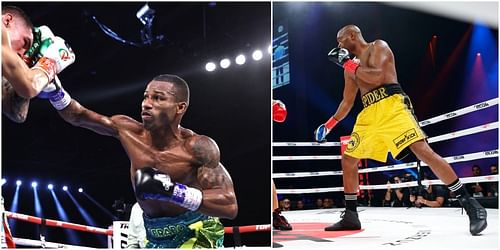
[2,77,30,123]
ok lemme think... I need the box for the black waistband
[361,84,404,108]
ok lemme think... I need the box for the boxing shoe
[273,208,292,231]
[324,209,361,231]
[458,195,487,235]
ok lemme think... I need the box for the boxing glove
[314,116,338,142]
[328,47,359,74]
[135,167,203,211]
[38,76,72,110]
[23,26,55,66]
[272,100,287,123]
[32,36,76,83]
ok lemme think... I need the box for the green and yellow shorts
[143,210,224,248]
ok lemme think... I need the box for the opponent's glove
[135,167,203,211]
[38,76,72,110]
[328,47,359,74]
[23,26,55,67]
[314,116,338,142]
[272,99,287,123]
[32,36,76,83]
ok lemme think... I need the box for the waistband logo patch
[393,129,417,148]
[362,87,389,107]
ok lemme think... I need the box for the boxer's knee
[410,140,438,162]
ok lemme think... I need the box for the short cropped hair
[153,74,190,104]
[2,5,33,29]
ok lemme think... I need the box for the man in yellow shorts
[314,25,486,235]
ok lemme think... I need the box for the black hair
[2,5,33,29]
[152,74,190,104]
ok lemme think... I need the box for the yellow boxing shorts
[344,84,427,162]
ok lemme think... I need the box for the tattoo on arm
[2,78,30,123]
[192,136,220,169]
[197,164,229,189]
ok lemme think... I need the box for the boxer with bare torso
[314,25,486,235]
[51,74,237,248]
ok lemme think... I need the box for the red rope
[6,211,271,235]
[224,224,271,233]
[5,212,113,236]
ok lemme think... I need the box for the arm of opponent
[193,136,238,219]
[1,27,50,98]
[2,77,30,123]
[352,40,392,84]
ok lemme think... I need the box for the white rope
[277,175,499,194]
[272,98,498,147]
[272,122,497,161]
[421,149,498,166]
[419,98,497,127]
[273,149,498,178]
[427,122,498,143]
[273,155,341,161]
[272,142,340,147]
[13,237,97,249]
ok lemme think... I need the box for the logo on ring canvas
[346,132,360,152]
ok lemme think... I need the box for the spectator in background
[383,175,406,207]
[490,164,498,175]
[295,200,305,210]
[412,176,449,208]
[466,165,487,197]
[323,198,335,208]
[281,198,291,211]
[316,198,324,209]
[486,164,498,197]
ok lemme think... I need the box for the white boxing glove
[32,36,76,83]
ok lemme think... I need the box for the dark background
[2,2,271,247]
[273,2,498,206]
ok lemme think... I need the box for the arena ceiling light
[252,49,263,61]
[31,181,38,188]
[63,186,68,191]
[78,188,83,193]
[235,54,246,65]
[1,179,6,186]
[16,180,22,186]
[205,62,216,72]
[220,58,231,69]
[48,184,54,190]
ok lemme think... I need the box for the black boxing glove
[135,167,202,211]
[328,47,359,74]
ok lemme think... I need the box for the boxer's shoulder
[111,114,143,132]
[184,134,220,168]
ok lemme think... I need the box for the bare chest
[119,131,198,185]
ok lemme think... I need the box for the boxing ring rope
[5,211,113,235]
[273,98,499,194]
[12,237,96,249]
[277,175,499,194]
[273,97,498,147]
[5,211,270,248]
[274,149,498,178]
